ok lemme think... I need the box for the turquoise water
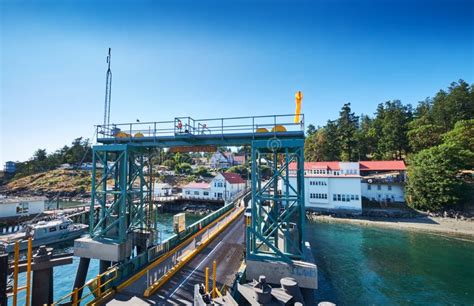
[9,212,204,305]
[307,220,474,305]
[10,214,474,305]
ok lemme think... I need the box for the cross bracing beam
[89,144,158,244]
[247,139,305,263]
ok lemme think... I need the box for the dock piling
[72,257,91,302]
[0,254,8,306]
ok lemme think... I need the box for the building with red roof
[284,160,407,212]
[359,160,406,172]
[182,172,246,201]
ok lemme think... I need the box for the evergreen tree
[306,124,316,136]
[356,115,377,160]
[376,100,411,159]
[337,103,358,161]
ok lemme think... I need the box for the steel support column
[247,138,305,263]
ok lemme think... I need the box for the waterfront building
[287,161,362,212]
[0,196,46,219]
[286,160,407,212]
[153,182,173,197]
[182,182,212,199]
[359,160,407,203]
[4,161,16,174]
[182,172,246,201]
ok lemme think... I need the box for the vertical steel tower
[247,138,306,263]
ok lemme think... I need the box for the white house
[210,151,235,169]
[182,182,212,199]
[211,173,246,201]
[287,162,362,212]
[0,197,46,219]
[182,172,246,201]
[359,160,407,203]
[153,182,172,197]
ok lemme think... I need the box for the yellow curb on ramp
[143,206,244,297]
[88,205,241,305]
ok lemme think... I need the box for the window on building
[203,191,209,196]
[342,194,346,202]
[337,194,341,201]
[194,191,199,195]
[388,185,392,191]
[351,195,355,200]
[333,194,337,201]
[185,190,190,195]
[49,227,57,232]
[324,194,328,199]
[368,184,371,190]
[16,202,29,214]
[355,195,359,200]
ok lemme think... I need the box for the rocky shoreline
[306,210,474,238]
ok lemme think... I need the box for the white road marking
[168,241,223,298]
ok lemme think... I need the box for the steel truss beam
[247,139,305,263]
[89,144,158,244]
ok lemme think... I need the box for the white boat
[0,216,88,253]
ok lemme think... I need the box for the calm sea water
[9,212,203,305]
[10,205,474,305]
[307,220,474,305]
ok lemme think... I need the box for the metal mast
[103,48,112,129]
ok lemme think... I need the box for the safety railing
[96,114,305,140]
[53,266,118,306]
[54,189,249,305]
[8,239,33,306]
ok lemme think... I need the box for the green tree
[375,100,412,159]
[356,115,377,160]
[406,119,474,211]
[442,119,474,161]
[406,145,471,211]
[306,124,316,136]
[304,123,341,161]
[162,159,176,170]
[407,117,443,152]
[432,80,474,132]
[193,166,212,177]
[337,103,359,161]
[325,120,341,160]
[175,162,192,174]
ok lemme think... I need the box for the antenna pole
[103,48,112,130]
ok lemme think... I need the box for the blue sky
[1,0,473,165]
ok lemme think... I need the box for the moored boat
[0,216,88,253]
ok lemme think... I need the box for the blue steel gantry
[73,114,306,300]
